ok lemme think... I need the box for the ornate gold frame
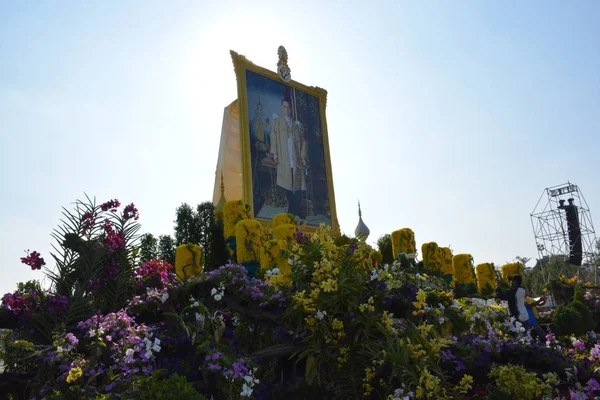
[230,50,339,233]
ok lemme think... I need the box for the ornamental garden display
[2,196,600,399]
[3,49,600,400]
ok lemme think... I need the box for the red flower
[105,231,125,253]
[81,211,95,236]
[20,251,46,270]
[123,203,139,221]
[100,199,121,212]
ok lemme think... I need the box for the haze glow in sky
[1,1,599,294]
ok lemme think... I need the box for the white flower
[160,291,169,303]
[190,297,200,307]
[315,310,326,320]
[438,303,445,311]
[240,382,253,397]
[211,286,225,301]
[124,348,135,363]
[56,346,64,354]
[88,327,105,338]
[272,268,280,275]
[369,269,378,281]
[152,338,161,353]
[196,313,205,325]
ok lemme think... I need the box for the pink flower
[573,340,586,351]
[20,250,46,270]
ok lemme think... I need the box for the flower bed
[1,197,600,400]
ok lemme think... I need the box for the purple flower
[295,231,311,245]
[207,363,221,371]
[65,333,79,346]
[346,242,358,255]
[47,295,69,313]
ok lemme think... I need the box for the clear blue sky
[1,1,599,294]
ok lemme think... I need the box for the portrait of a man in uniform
[245,70,331,227]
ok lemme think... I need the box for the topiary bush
[553,304,585,336]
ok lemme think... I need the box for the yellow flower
[421,242,440,272]
[381,311,397,334]
[320,278,338,293]
[416,367,441,399]
[66,366,83,384]
[273,223,296,242]
[391,228,416,257]
[337,346,350,367]
[359,296,376,313]
[222,200,249,239]
[457,374,473,393]
[476,263,496,291]
[501,262,524,282]
[438,247,454,275]
[417,323,433,336]
[175,244,203,281]
[235,219,264,263]
[272,213,296,228]
[452,254,475,285]
[267,273,292,287]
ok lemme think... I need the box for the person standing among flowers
[496,274,530,328]
[525,294,547,341]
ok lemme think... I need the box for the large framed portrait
[231,51,339,232]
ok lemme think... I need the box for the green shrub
[553,305,584,336]
[570,300,594,331]
[488,364,548,400]
[574,286,585,303]
[133,373,208,400]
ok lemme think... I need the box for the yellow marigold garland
[260,239,292,287]
[222,200,249,239]
[273,223,296,243]
[272,213,296,229]
[476,262,496,291]
[421,242,440,272]
[260,239,287,270]
[452,254,475,285]
[438,247,454,275]
[501,262,524,282]
[175,243,203,281]
[235,219,263,263]
[391,228,416,257]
